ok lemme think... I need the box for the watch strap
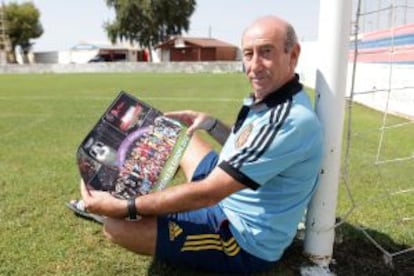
[127,197,139,221]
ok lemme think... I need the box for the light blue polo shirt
[218,75,323,261]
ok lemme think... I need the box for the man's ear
[289,43,301,70]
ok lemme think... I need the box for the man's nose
[249,52,263,71]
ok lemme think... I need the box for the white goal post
[303,0,353,269]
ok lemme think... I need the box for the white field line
[0,96,240,138]
[0,96,240,102]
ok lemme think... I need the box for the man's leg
[103,217,157,255]
[102,134,214,256]
[179,133,213,181]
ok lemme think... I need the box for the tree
[104,0,196,61]
[4,2,43,63]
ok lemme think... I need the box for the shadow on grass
[146,222,413,276]
[330,222,413,276]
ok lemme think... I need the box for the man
[79,15,323,274]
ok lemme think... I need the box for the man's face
[242,24,296,100]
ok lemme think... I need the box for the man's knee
[102,217,158,255]
[181,134,213,181]
[102,217,123,243]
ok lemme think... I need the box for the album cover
[76,91,190,199]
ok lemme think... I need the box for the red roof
[156,37,237,49]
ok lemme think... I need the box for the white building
[33,42,148,64]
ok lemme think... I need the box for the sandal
[66,199,105,224]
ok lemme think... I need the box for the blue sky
[4,0,320,51]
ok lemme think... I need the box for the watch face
[126,216,141,222]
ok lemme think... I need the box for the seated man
[76,15,323,274]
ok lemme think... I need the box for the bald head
[242,16,298,53]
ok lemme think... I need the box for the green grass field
[0,73,412,275]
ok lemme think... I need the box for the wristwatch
[127,197,140,221]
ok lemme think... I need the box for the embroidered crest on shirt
[235,123,253,149]
[168,221,183,241]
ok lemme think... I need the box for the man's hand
[80,180,127,218]
[165,110,216,136]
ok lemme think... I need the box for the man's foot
[66,199,105,224]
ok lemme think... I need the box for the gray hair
[284,24,298,53]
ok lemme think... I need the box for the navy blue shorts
[155,151,273,274]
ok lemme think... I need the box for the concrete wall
[298,41,414,120]
[347,63,414,119]
[0,61,243,74]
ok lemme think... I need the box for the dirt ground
[281,222,414,276]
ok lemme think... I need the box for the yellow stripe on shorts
[181,234,241,256]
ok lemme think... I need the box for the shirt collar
[245,73,302,109]
[233,74,302,133]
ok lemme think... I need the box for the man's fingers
[80,179,92,199]
[164,111,195,126]
[186,126,195,136]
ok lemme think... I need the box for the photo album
[76,91,190,199]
